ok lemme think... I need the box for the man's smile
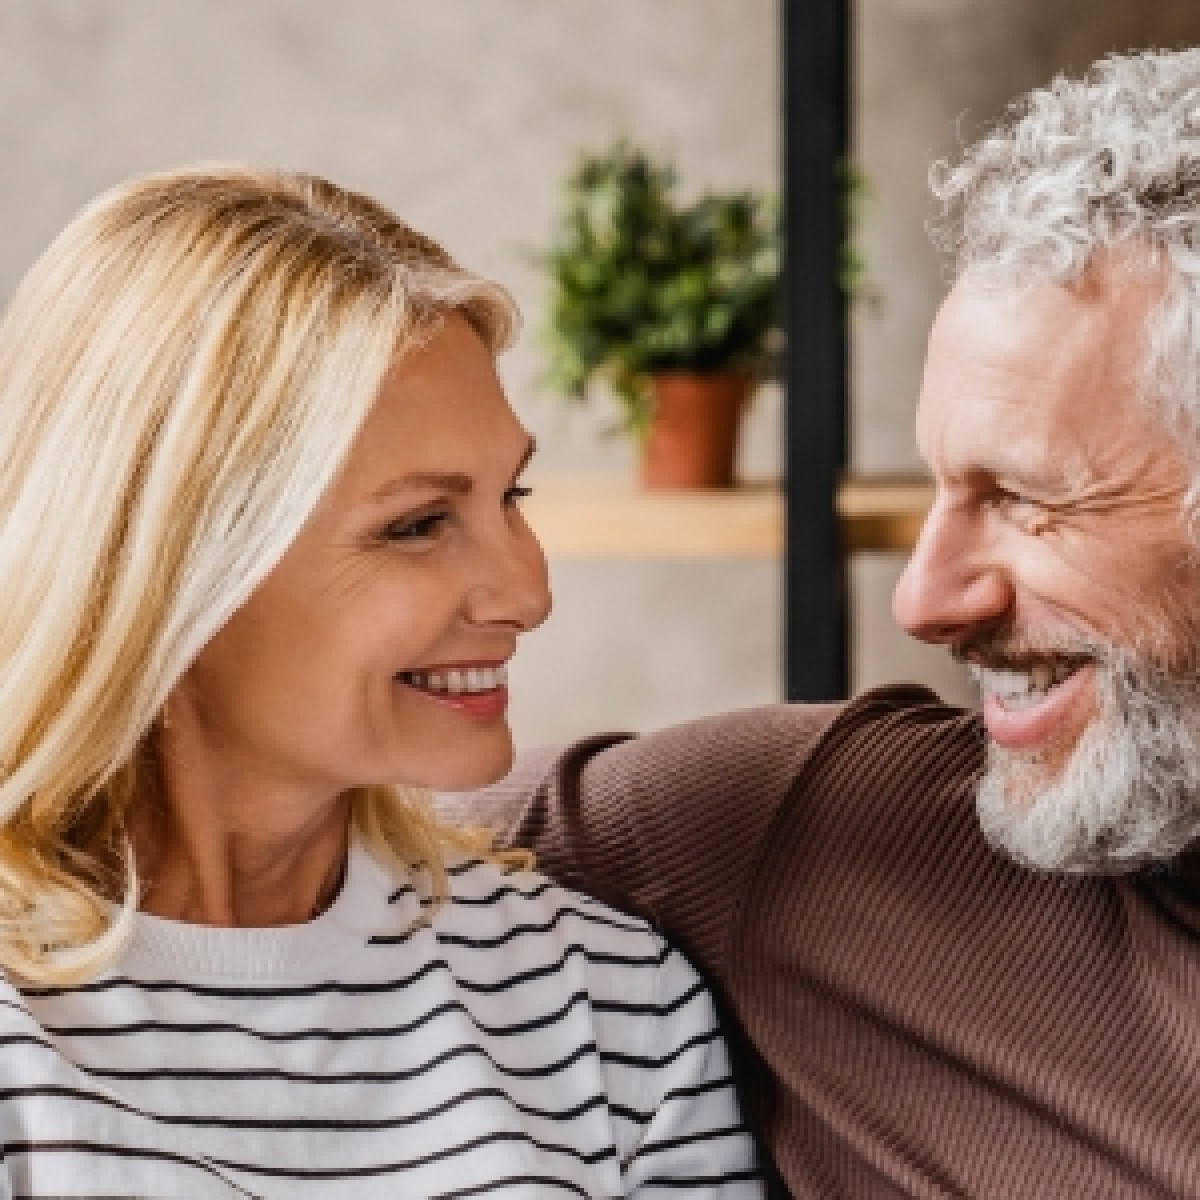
[956,644,1099,753]
[973,658,1097,750]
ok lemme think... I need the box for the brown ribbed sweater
[465,684,1200,1198]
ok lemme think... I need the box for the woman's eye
[504,484,534,507]
[383,511,450,542]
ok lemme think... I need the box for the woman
[0,166,761,1197]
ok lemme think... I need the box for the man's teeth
[400,665,508,694]
[975,660,1082,705]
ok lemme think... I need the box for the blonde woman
[0,166,761,1198]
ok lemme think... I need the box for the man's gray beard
[973,653,1200,873]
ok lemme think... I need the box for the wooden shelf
[838,475,934,554]
[522,477,781,558]
[522,474,933,558]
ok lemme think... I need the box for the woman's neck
[136,812,351,927]
[132,733,354,928]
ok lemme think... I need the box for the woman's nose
[892,500,1011,646]
[466,520,552,633]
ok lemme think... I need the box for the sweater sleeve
[502,702,846,984]
[619,944,764,1197]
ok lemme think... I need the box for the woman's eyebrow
[371,472,472,501]
[369,436,537,503]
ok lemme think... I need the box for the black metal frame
[781,0,851,701]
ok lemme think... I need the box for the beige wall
[5,2,1195,744]
[0,0,783,746]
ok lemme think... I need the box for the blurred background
[1,0,1198,747]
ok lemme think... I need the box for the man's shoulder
[560,682,979,822]
[817,682,984,782]
[444,686,980,975]
[439,683,976,832]
[748,682,984,870]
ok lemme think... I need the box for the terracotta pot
[640,370,752,489]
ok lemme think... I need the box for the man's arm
[440,701,847,981]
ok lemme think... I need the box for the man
[450,48,1200,1197]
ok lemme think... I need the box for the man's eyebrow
[369,435,537,503]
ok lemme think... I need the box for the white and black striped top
[0,842,761,1198]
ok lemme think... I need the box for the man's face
[893,260,1200,871]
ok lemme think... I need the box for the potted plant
[539,139,783,488]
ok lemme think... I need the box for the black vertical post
[782,0,850,701]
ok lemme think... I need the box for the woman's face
[173,314,551,795]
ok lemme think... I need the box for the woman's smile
[396,660,511,718]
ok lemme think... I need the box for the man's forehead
[915,386,1080,493]
[933,269,1137,359]
[917,260,1165,469]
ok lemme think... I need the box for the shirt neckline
[118,841,408,981]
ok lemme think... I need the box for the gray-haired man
[451,48,1200,1197]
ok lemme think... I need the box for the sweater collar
[117,841,411,980]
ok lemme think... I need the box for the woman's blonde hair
[0,164,524,985]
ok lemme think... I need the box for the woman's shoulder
[0,971,36,1025]
[437,856,665,949]
[364,849,707,1021]
[434,857,682,991]
[435,858,714,1036]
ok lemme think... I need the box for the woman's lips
[404,684,510,718]
[395,663,510,719]
[981,660,1097,750]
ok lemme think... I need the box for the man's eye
[383,512,449,541]
[504,485,534,507]
[990,489,1048,532]
[989,487,1027,511]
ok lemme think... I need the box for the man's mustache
[950,632,1100,675]
[952,629,1200,684]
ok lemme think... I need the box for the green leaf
[535,137,795,435]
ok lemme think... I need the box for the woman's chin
[402,738,516,795]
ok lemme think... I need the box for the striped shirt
[0,842,761,1198]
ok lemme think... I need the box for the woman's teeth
[399,665,508,694]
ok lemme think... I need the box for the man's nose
[892,499,1010,645]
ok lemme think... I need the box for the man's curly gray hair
[931,48,1200,446]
